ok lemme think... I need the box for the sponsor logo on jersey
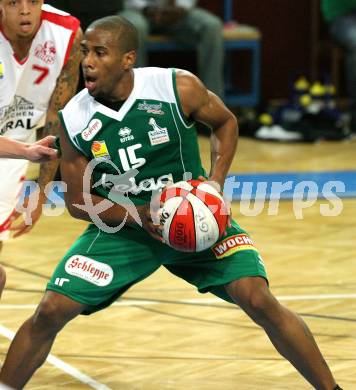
[34,40,57,64]
[98,172,173,195]
[118,127,134,143]
[0,61,4,79]
[137,101,164,115]
[148,118,170,146]
[65,255,113,286]
[0,96,36,134]
[212,234,258,259]
[91,140,110,160]
[82,119,102,141]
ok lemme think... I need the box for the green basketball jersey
[59,67,206,205]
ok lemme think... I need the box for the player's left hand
[9,190,44,238]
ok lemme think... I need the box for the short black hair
[86,15,138,53]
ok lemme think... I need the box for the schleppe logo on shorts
[212,234,258,259]
[65,255,113,286]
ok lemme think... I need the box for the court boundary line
[0,293,355,312]
[0,324,111,390]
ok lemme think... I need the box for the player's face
[81,28,136,99]
[0,0,43,38]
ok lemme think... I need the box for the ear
[122,50,137,70]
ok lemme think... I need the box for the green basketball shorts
[47,220,268,314]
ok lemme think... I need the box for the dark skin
[0,0,43,60]
[0,24,338,390]
[65,26,237,241]
[0,0,83,237]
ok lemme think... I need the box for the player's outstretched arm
[37,27,83,198]
[0,136,57,162]
[175,70,238,191]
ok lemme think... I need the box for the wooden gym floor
[0,136,355,389]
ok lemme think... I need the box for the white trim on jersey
[0,8,79,142]
[133,67,176,104]
[41,4,70,16]
[61,67,178,145]
[60,89,97,141]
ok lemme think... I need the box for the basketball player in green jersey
[0,16,341,389]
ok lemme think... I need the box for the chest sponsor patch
[212,234,258,259]
[148,117,170,146]
[82,119,102,141]
[65,255,113,287]
[0,96,35,134]
[91,140,110,160]
[34,40,57,64]
[137,101,164,115]
[0,61,4,79]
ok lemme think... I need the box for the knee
[244,289,277,322]
[229,281,282,326]
[198,10,223,33]
[32,298,66,334]
[207,16,223,32]
[0,266,6,297]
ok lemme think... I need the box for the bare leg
[0,265,6,298]
[0,242,6,298]
[0,291,86,389]
[225,277,337,390]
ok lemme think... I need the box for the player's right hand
[137,203,164,243]
[26,136,58,163]
[198,175,232,232]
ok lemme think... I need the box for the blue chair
[147,0,261,107]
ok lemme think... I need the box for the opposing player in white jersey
[0,133,57,299]
[0,0,82,245]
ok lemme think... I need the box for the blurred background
[45,0,353,142]
[2,2,355,388]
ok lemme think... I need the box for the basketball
[159,179,228,252]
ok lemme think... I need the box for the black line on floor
[120,296,234,309]
[132,304,252,328]
[40,353,356,362]
[0,261,49,280]
[299,312,356,323]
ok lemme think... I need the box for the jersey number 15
[118,144,146,171]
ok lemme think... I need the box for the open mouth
[84,75,98,92]
[19,21,32,32]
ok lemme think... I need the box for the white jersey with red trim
[0,5,79,239]
[0,4,80,143]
